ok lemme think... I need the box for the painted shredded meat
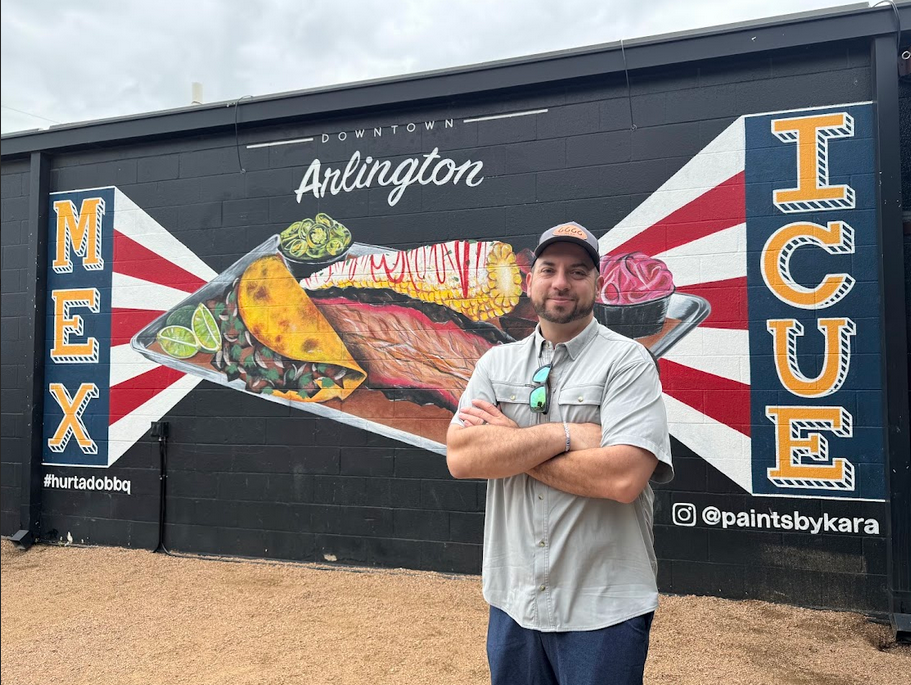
[310,288,512,411]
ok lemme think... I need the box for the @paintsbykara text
[672,503,879,535]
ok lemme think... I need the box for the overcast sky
[1,0,865,135]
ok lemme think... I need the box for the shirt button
[540,585,546,591]
[537,495,543,500]
[538,540,545,547]
[578,396,584,402]
[510,394,515,400]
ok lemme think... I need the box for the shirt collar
[532,317,599,361]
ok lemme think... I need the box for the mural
[41,102,886,503]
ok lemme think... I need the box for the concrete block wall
[1,159,30,535]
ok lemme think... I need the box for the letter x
[47,383,99,454]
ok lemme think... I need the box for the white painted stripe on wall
[654,223,747,286]
[463,109,548,123]
[109,344,161,387]
[665,393,753,493]
[107,374,201,465]
[247,137,314,149]
[599,117,745,252]
[111,273,192,311]
[662,327,751,385]
[113,188,217,281]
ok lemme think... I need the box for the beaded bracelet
[563,421,571,453]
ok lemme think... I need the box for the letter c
[760,220,854,309]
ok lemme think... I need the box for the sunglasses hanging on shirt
[529,364,552,414]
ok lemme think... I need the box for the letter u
[767,318,856,398]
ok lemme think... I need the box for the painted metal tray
[648,292,712,358]
[131,237,710,454]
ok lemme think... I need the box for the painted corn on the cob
[299,240,523,322]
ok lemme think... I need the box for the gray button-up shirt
[452,318,673,632]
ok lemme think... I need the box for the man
[446,221,673,685]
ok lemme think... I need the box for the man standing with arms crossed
[447,222,673,685]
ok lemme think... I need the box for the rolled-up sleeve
[600,359,674,484]
[450,351,498,428]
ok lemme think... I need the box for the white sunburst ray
[598,118,746,254]
[107,270,198,414]
[113,189,217,282]
[111,273,198,311]
[652,223,747,287]
[661,327,751,386]
[109,343,163,387]
[645,222,750,385]
[664,394,753,494]
[107,374,202,465]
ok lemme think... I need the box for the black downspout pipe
[152,421,170,553]
[872,32,911,643]
[13,151,50,551]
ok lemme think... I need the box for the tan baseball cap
[534,221,600,268]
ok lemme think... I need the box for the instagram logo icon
[672,503,697,527]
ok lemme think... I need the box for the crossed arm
[446,399,658,504]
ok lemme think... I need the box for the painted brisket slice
[309,287,514,411]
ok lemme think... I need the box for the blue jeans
[487,606,654,685]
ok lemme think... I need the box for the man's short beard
[533,298,595,324]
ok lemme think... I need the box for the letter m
[52,198,106,273]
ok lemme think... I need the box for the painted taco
[212,254,366,402]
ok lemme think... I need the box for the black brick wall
[1,158,30,536]
[0,40,899,612]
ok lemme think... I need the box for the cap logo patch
[553,224,587,239]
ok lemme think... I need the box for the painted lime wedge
[157,326,199,359]
[191,304,221,352]
[166,305,196,328]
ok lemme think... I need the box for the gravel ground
[2,542,908,685]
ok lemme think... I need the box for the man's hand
[447,401,569,479]
[458,399,518,429]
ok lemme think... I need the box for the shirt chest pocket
[558,384,603,424]
[492,382,531,423]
